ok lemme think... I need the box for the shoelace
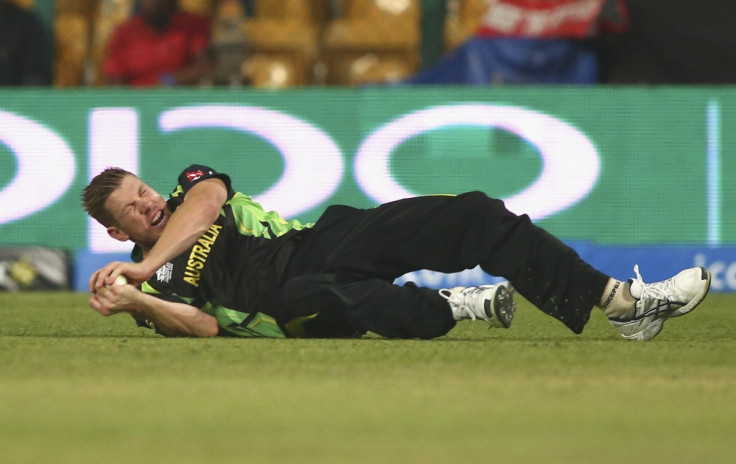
[632,264,676,306]
[439,287,486,321]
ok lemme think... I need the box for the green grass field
[1,291,736,464]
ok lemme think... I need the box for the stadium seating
[53,0,96,87]
[8,0,35,8]
[240,11,321,87]
[179,0,216,16]
[50,0,427,88]
[444,0,489,51]
[53,0,135,87]
[320,0,421,85]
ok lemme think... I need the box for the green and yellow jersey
[132,165,313,337]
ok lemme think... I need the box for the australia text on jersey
[184,224,223,287]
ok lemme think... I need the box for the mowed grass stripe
[1,292,735,463]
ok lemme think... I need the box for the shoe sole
[620,320,663,341]
[484,285,515,329]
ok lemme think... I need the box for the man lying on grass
[83,164,711,341]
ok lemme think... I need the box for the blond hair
[82,167,135,227]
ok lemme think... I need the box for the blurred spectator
[0,0,52,86]
[209,0,249,86]
[403,0,628,85]
[102,0,212,86]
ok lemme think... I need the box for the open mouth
[151,209,165,227]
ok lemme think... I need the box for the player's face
[104,174,171,250]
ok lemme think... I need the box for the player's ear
[107,226,130,242]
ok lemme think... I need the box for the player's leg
[414,193,711,339]
[273,274,513,339]
[287,191,609,334]
[274,274,453,339]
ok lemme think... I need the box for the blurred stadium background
[2,0,736,293]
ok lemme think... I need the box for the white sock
[628,279,643,299]
[598,278,636,319]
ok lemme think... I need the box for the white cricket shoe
[609,265,711,341]
[439,283,515,328]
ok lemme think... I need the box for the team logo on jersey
[156,262,174,283]
[186,170,206,182]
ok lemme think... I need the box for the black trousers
[275,192,610,339]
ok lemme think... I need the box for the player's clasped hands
[88,283,133,316]
[89,261,151,291]
[88,261,151,316]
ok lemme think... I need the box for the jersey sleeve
[169,165,234,209]
[136,280,285,338]
[178,164,233,194]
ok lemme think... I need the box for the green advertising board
[1,87,735,253]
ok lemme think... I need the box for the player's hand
[89,261,153,291]
[88,280,138,316]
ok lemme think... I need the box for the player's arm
[89,283,218,338]
[100,177,228,287]
[141,177,226,272]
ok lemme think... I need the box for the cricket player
[84,164,711,341]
